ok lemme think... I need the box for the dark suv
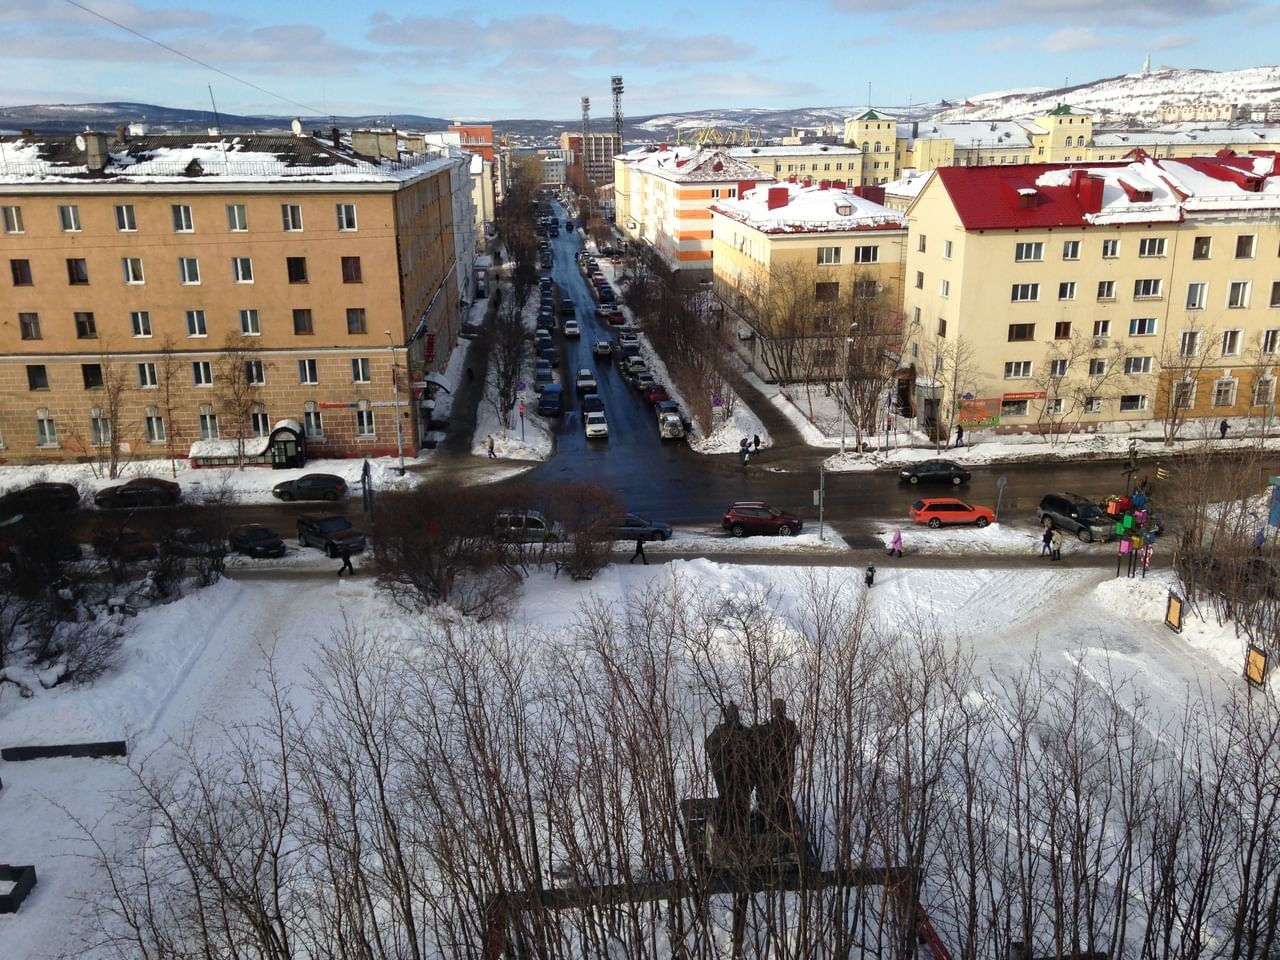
[1038,493,1114,542]
[297,515,367,556]
[272,473,348,502]
[722,502,803,538]
[899,459,970,486]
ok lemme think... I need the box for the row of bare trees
[80,569,1280,960]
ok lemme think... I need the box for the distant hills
[3,66,1278,147]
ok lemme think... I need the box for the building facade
[559,132,622,185]
[0,132,465,463]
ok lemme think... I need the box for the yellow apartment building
[711,180,907,381]
[902,151,1280,434]
[725,144,864,188]
[0,132,465,464]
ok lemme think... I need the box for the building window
[352,358,371,383]
[912,306,921,326]
[145,407,165,442]
[943,240,953,260]
[336,203,358,231]
[233,257,254,283]
[1062,239,1080,260]
[1004,361,1032,378]
[1054,321,1071,339]
[1171,381,1196,410]
[1271,281,1280,309]
[1007,323,1035,341]
[1264,329,1280,355]
[814,282,839,302]
[914,271,924,290]
[19,312,41,340]
[1213,379,1237,407]
[74,311,97,339]
[1222,329,1242,356]
[1084,396,1102,414]
[58,204,81,232]
[226,204,248,231]
[244,359,265,385]
[114,204,136,231]
[1001,399,1030,417]
[1010,283,1039,302]
[81,363,103,389]
[355,400,375,437]
[286,257,308,283]
[1097,280,1116,301]
[89,407,111,447]
[292,309,313,335]
[1088,358,1107,377]
[303,401,323,438]
[341,256,363,283]
[1124,356,1153,375]
[1093,320,1111,339]
[1119,394,1148,412]
[1129,317,1158,336]
[179,257,200,285]
[239,308,260,336]
[1102,239,1119,259]
[67,258,89,285]
[199,405,218,439]
[1254,378,1276,407]
[193,361,213,386]
[1228,281,1251,309]
[1133,279,1163,300]
[171,204,194,233]
[281,204,303,231]
[1014,241,1043,262]
[298,358,318,384]
[2,206,24,234]
[854,245,879,264]
[10,259,32,285]
[122,257,145,284]
[1138,237,1166,257]
[1049,358,1068,377]
[346,308,368,334]
[1235,235,1256,259]
[1192,236,1212,260]
[27,365,49,390]
[250,404,270,436]
[939,279,950,298]
[1180,331,1200,357]
[817,246,841,265]
[1046,397,1064,415]
[138,361,157,388]
[1186,282,1206,310]
[1058,281,1076,301]
[917,234,926,253]
[35,408,57,446]
[186,310,207,337]
[936,318,947,337]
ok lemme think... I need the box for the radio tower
[611,75,624,150]
[580,96,591,182]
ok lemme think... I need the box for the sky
[1,0,1277,121]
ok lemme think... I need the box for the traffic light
[1155,464,1170,481]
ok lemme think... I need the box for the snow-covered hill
[935,65,1280,122]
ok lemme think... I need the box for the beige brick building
[0,132,466,464]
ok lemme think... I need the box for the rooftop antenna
[207,84,229,164]
[867,81,872,110]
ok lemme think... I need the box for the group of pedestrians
[739,435,762,465]
[1041,526,1064,561]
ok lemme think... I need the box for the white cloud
[1039,27,1124,53]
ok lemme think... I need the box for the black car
[94,477,181,510]
[297,515,367,556]
[582,393,605,415]
[272,473,348,502]
[1038,493,1115,543]
[899,459,970,486]
[0,481,80,522]
[93,528,157,562]
[229,524,287,558]
[611,513,672,542]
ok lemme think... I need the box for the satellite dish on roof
[290,118,303,136]
[74,134,86,152]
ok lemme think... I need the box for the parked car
[297,515,366,556]
[618,331,639,346]
[564,319,581,338]
[644,384,671,405]
[459,322,484,340]
[910,498,994,528]
[1038,493,1114,542]
[93,527,157,562]
[722,502,803,537]
[537,383,565,416]
[575,369,598,393]
[899,459,970,486]
[658,411,685,440]
[534,366,555,393]
[539,346,561,368]
[611,513,671,542]
[632,372,656,392]
[605,309,626,326]
[494,509,565,544]
[584,412,610,439]
[229,524,287,558]
[272,473,348,502]
[592,339,612,357]
[164,528,228,559]
[625,356,647,376]
[94,477,181,510]
[0,481,80,522]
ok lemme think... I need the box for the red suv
[722,502,803,537]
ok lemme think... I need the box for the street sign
[996,475,1008,489]
[516,380,526,391]
[519,402,526,415]
[712,395,723,407]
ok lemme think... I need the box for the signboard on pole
[957,398,1001,428]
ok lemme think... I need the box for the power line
[60,0,327,118]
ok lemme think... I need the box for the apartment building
[711,179,907,381]
[559,132,622,185]
[902,151,1280,433]
[0,132,465,463]
[725,144,864,187]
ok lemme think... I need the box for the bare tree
[487,290,528,431]
[216,333,268,468]
[156,336,187,477]
[834,280,901,452]
[1032,334,1134,445]
[65,340,136,479]
[1154,316,1218,445]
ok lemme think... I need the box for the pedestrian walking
[742,448,750,466]
[487,435,496,459]
[955,424,964,448]
[337,545,355,576]
[1256,529,1266,555]
[1050,528,1063,562]
[864,564,876,588]
[752,434,761,453]
[889,528,904,558]
[630,536,648,565]
[739,437,750,457]
[1041,527,1053,557]
[466,366,475,383]
[1220,419,1229,440]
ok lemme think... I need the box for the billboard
[957,397,1001,428]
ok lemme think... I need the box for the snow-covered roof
[905,119,1044,147]
[726,144,862,159]
[629,146,777,184]
[710,180,905,234]
[882,170,934,200]
[1093,122,1280,149]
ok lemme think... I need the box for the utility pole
[384,330,406,476]
[611,75,624,150]
[580,96,591,183]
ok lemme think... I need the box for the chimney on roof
[331,126,341,148]
[116,126,128,143]
[819,179,831,190]
[862,185,886,205]
[81,131,109,175]
[802,176,812,188]
[767,186,789,210]
[19,128,32,138]
[1071,169,1105,213]
[833,179,846,189]
[788,175,797,183]
[738,180,756,197]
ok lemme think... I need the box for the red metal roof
[934,164,1125,230]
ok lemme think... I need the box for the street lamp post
[384,330,406,476]
[839,322,858,454]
